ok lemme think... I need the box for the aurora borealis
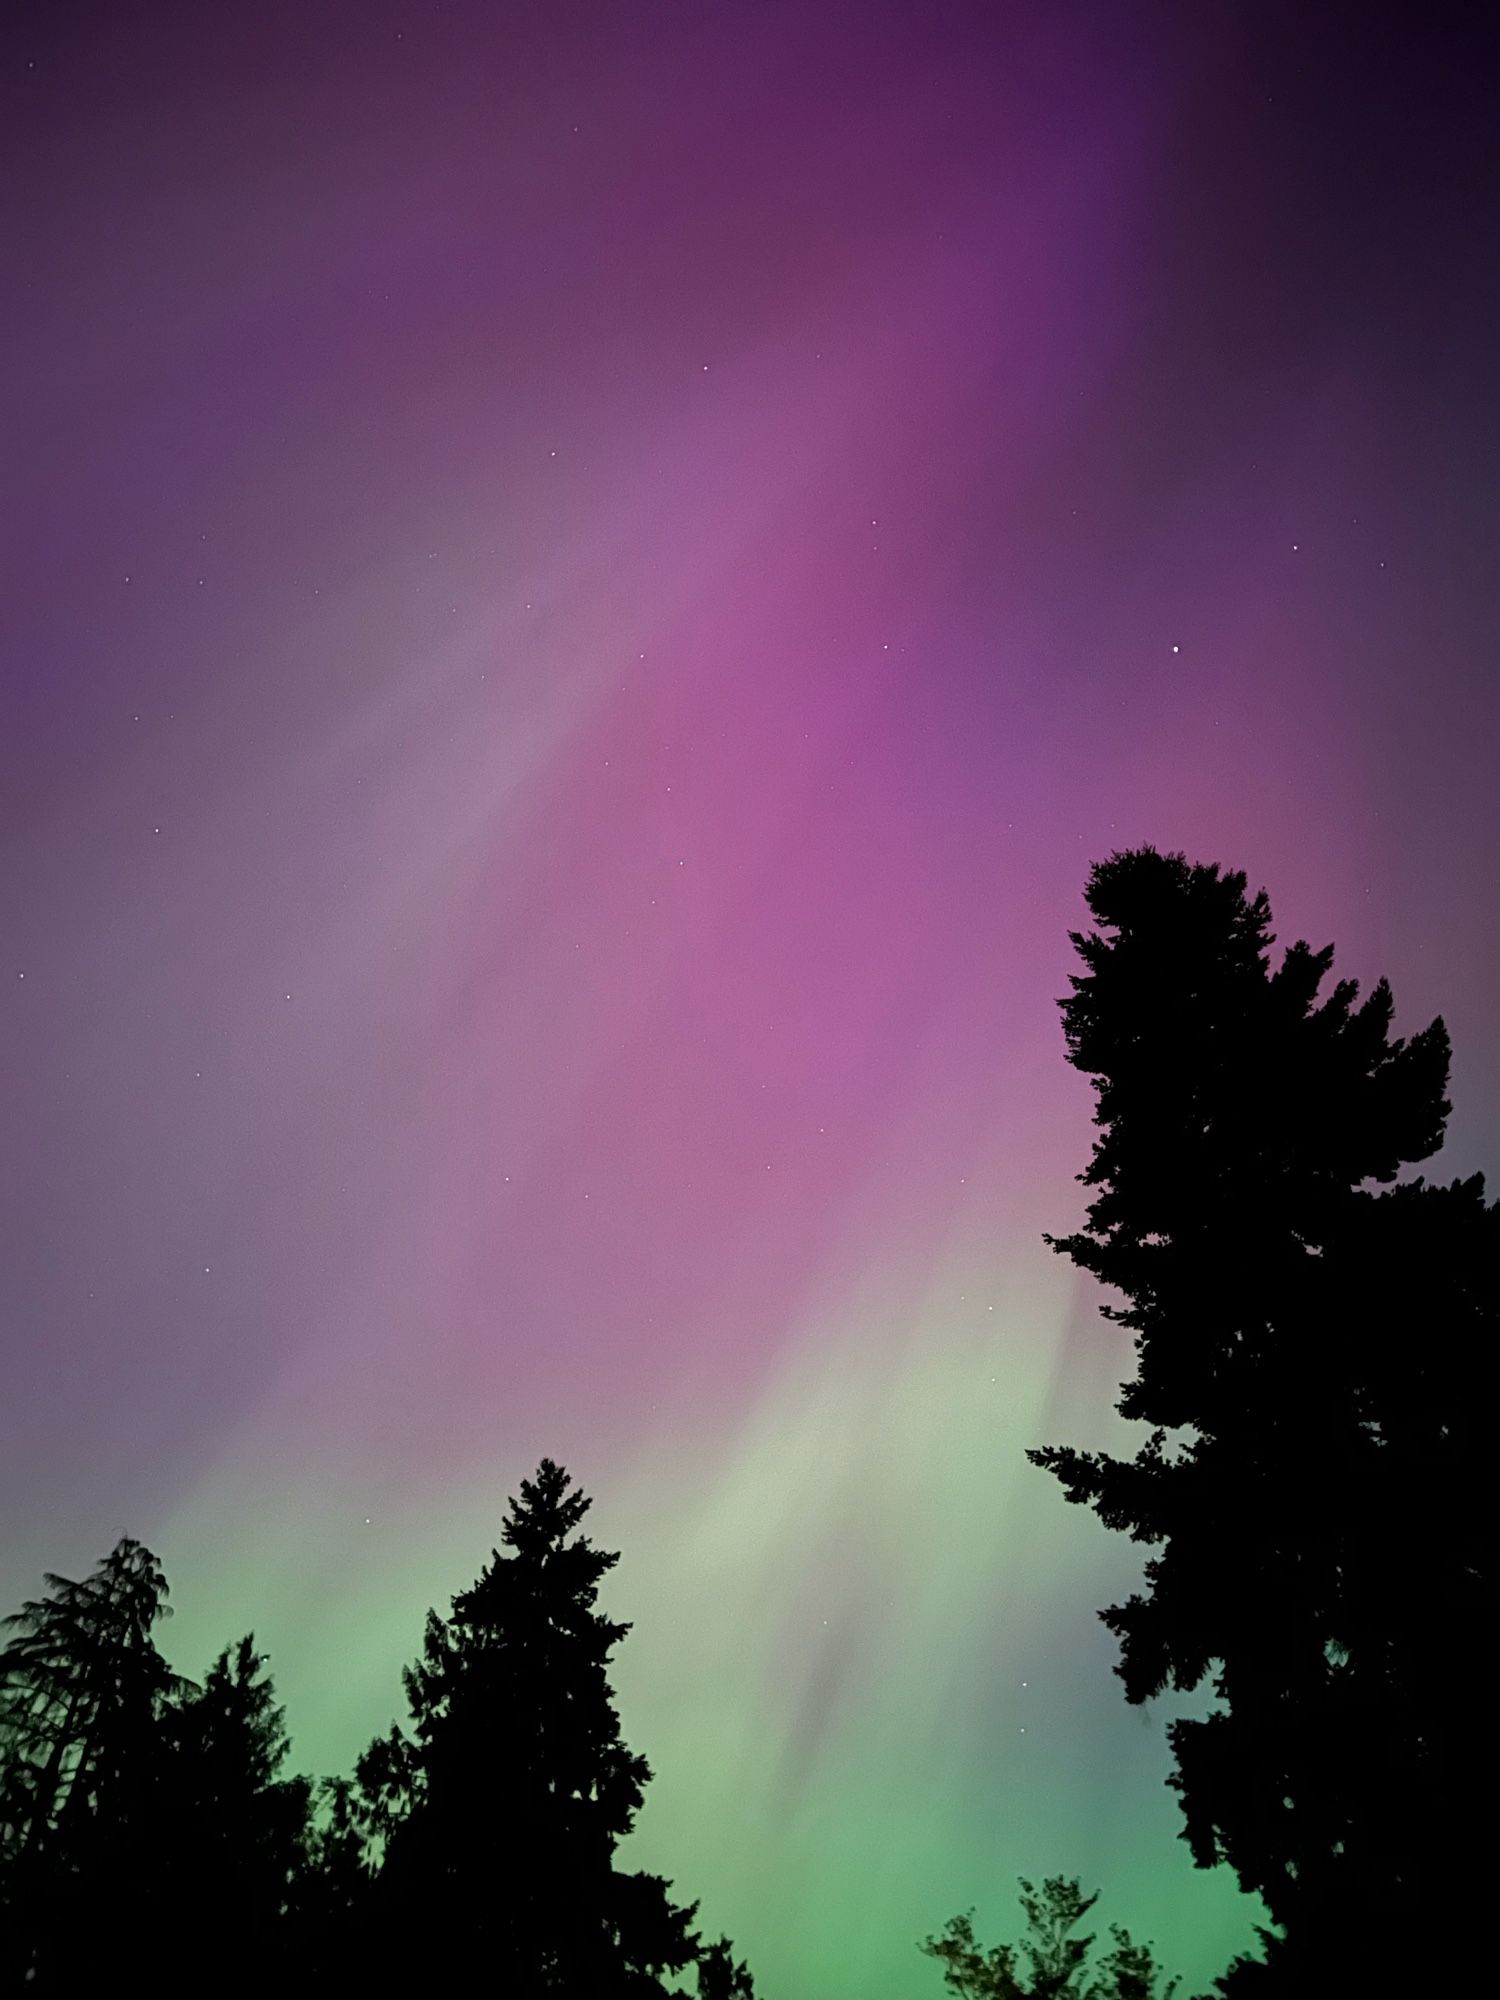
[3,3,1496,1993]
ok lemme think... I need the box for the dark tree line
[0,1464,753,1995]
[1023,848,1492,1995]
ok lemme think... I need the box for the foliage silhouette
[348,1457,706,1993]
[158,1634,312,1982]
[1029,847,1493,1993]
[921,1875,1178,2000]
[286,1770,381,1981]
[696,1932,759,1998]
[0,1471,756,1996]
[0,1537,190,1988]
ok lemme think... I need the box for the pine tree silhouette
[357,1458,702,1993]
[0,1538,189,1988]
[287,1772,375,1982]
[159,1634,312,1983]
[1029,848,1493,1993]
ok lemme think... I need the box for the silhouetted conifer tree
[697,1932,758,1998]
[922,1876,1178,2000]
[158,1633,312,1981]
[358,1458,702,1993]
[284,1771,378,1983]
[0,1537,189,1988]
[1029,848,1493,1993]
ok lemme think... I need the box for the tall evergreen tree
[286,1772,378,1983]
[159,1634,312,1982]
[1028,848,1493,1992]
[360,1458,702,1993]
[0,1537,188,1988]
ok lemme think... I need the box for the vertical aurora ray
[3,4,1495,1993]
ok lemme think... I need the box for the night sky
[3,4,1496,1993]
